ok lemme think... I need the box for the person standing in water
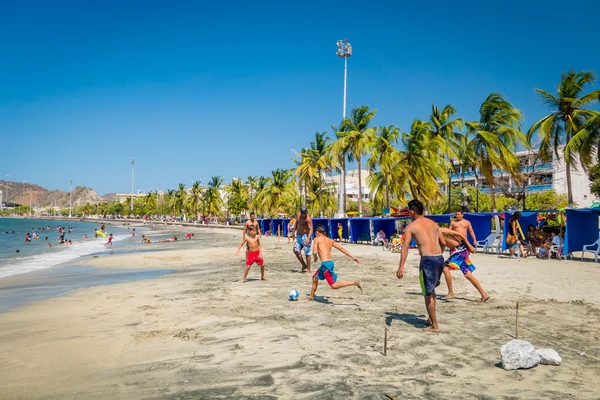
[397,199,446,333]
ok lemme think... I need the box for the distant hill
[0,180,104,208]
[101,192,117,201]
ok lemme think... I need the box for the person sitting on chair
[373,229,387,246]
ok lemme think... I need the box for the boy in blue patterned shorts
[440,227,490,303]
[308,225,363,300]
[293,206,313,273]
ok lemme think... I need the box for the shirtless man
[397,199,446,333]
[442,210,489,302]
[243,212,261,256]
[308,224,362,300]
[236,224,266,282]
[440,227,490,302]
[293,206,313,273]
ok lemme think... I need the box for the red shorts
[246,250,264,266]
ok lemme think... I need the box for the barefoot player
[308,224,362,300]
[236,224,266,283]
[440,227,490,303]
[397,199,446,333]
[243,212,261,256]
[293,206,313,273]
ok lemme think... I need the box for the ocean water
[0,218,132,278]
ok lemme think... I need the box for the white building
[440,148,593,207]
[324,169,371,202]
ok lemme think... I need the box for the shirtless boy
[308,224,362,300]
[236,224,266,283]
[440,227,490,302]
[397,199,446,332]
[244,212,261,256]
[293,206,313,273]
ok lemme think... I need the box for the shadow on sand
[384,312,428,329]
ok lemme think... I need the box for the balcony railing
[478,184,552,194]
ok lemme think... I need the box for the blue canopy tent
[271,219,284,237]
[502,211,538,251]
[426,214,453,226]
[282,218,291,237]
[329,218,349,240]
[261,219,272,235]
[349,218,372,243]
[564,208,600,254]
[372,218,401,240]
[464,212,501,246]
[311,218,330,238]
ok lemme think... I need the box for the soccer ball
[288,289,299,301]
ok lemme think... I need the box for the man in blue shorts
[308,225,363,300]
[397,199,446,332]
[293,206,313,273]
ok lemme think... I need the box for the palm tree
[334,105,377,215]
[429,104,464,159]
[466,93,527,210]
[186,180,203,220]
[260,169,295,217]
[401,119,449,204]
[295,132,337,217]
[246,176,257,207]
[226,179,248,219]
[528,71,600,206]
[366,125,401,211]
[250,176,268,216]
[172,184,187,219]
[203,176,224,217]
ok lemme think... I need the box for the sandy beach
[1,227,599,399]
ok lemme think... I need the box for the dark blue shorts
[419,255,445,296]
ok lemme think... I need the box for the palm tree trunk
[490,184,496,210]
[385,174,390,211]
[565,121,574,207]
[357,158,363,215]
[318,171,324,218]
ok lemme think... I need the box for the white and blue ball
[288,289,299,301]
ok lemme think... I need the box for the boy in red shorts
[236,225,266,283]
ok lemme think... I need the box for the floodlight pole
[336,38,352,218]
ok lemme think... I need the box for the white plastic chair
[477,234,500,254]
[581,237,600,263]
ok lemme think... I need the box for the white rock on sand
[501,339,540,370]
[537,348,562,366]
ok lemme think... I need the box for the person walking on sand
[308,224,362,300]
[243,212,261,255]
[293,206,313,273]
[287,217,296,244]
[236,224,266,283]
[439,227,490,303]
[397,199,446,333]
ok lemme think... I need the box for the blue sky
[1,0,599,195]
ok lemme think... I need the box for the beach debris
[501,339,540,370]
[537,348,562,366]
[384,394,397,400]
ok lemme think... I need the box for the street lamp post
[336,38,352,218]
[130,158,135,213]
[69,180,73,217]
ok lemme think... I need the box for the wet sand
[1,228,599,399]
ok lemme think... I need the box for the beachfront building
[114,192,148,204]
[440,148,593,207]
[323,169,372,202]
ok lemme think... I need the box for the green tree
[366,125,402,210]
[335,105,377,215]
[172,184,187,219]
[259,169,295,217]
[528,71,600,206]
[400,119,449,204]
[226,179,248,219]
[466,93,527,211]
[186,180,203,219]
[203,176,224,217]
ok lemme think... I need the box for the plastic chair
[581,237,600,263]
[476,234,500,254]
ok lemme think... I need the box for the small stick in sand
[277,225,281,249]
[384,325,388,356]
[515,301,519,339]
[384,394,397,400]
